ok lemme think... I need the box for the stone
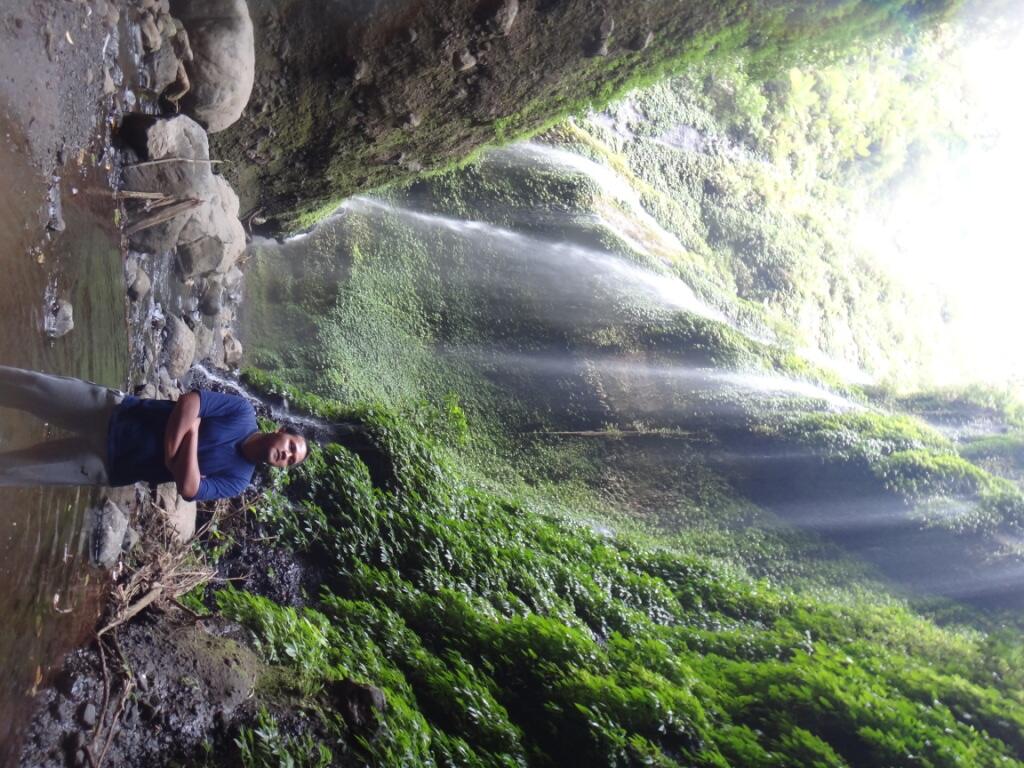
[222,264,244,296]
[44,299,74,339]
[121,116,246,278]
[147,41,180,95]
[170,0,256,132]
[221,329,244,368]
[122,526,141,553]
[193,322,215,360]
[327,679,386,733]
[453,49,476,72]
[163,315,196,379]
[490,0,519,35]
[174,175,246,278]
[403,112,422,130]
[629,30,654,51]
[79,702,97,729]
[140,13,162,52]
[157,366,183,399]
[156,482,197,542]
[199,280,223,315]
[89,499,129,568]
[128,267,152,301]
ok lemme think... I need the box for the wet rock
[489,0,519,35]
[170,0,256,133]
[174,175,246,278]
[453,49,477,72]
[327,679,386,733]
[156,483,197,541]
[140,13,163,52]
[44,299,74,339]
[221,329,243,368]
[79,703,97,729]
[46,187,65,233]
[148,41,180,95]
[199,280,222,316]
[222,265,244,296]
[193,323,215,360]
[353,60,371,82]
[128,266,152,302]
[163,315,196,379]
[89,499,129,568]
[157,366,183,399]
[629,30,654,51]
[589,15,615,57]
[122,116,245,278]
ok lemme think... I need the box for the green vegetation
[195,373,1024,766]
[216,8,1024,766]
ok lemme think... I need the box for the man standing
[0,365,307,501]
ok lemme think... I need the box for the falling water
[346,196,726,323]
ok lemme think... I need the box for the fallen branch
[127,157,225,168]
[123,198,202,235]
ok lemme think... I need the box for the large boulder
[121,115,246,277]
[163,316,197,380]
[170,0,256,133]
[175,175,246,278]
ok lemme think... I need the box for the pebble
[79,702,97,728]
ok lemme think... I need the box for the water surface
[0,114,127,760]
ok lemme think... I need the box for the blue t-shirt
[106,390,258,501]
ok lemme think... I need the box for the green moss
[202,379,1024,767]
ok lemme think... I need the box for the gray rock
[490,0,519,35]
[327,679,387,733]
[129,267,152,302]
[163,316,196,379]
[79,702,97,729]
[453,49,476,72]
[193,323,215,360]
[140,13,163,52]
[170,0,256,133]
[174,175,246,278]
[157,366,183,399]
[122,526,141,553]
[121,115,212,254]
[629,30,654,51]
[147,40,180,94]
[221,329,242,368]
[122,116,246,277]
[199,280,222,315]
[89,499,129,568]
[156,482,197,542]
[44,299,74,339]
[222,264,244,295]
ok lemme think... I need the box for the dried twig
[123,198,202,235]
[127,157,225,168]
[115,190,168,201]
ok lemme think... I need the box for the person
[0,365,307,501]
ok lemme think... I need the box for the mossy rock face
[213,0,956,232]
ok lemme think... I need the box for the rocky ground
[2,1,310,766]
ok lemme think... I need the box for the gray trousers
[0,365,123,487]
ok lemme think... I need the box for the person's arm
[164,391,201,468]
[167,425,201,500]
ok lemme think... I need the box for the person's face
[265,430,307,468]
